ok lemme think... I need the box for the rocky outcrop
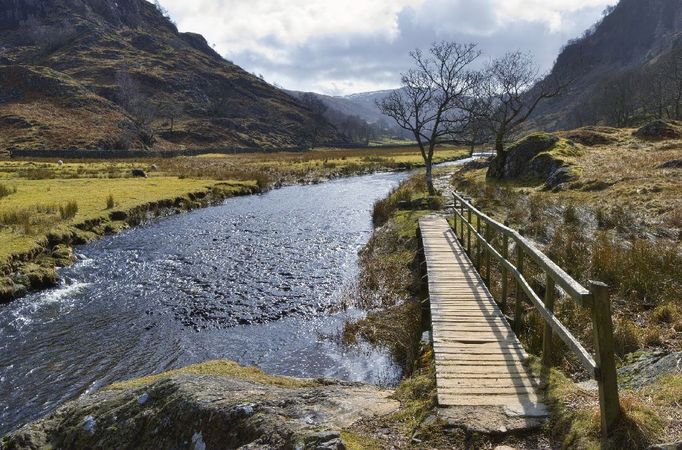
[658,159,682,169]
[487,134,573,184]
[634,120,682,141]
[0,360,398,450]
[0,0,344,151]
[619,350,682,389]
[558,127,618,146]
[527,0,682,131]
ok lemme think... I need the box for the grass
[0,182,16,198]
[529,357,668,450]
[451,136,682,355]
[0,146,468,267]
[106,360,316,391]
[447,128,682,447]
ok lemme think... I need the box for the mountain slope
[0,0,342,151]
[286,89,396,125]
[530,0,682,131]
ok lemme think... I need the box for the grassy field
[446,127,682,447]
[340,166,682,449]
[0,145,467,301]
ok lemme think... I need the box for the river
[0,170,414,434]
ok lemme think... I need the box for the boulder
[544,166,576,190]
[658,159,682,169]
[618,350,682,389]
[1,360,398,449]
[559,127,617,146]
[487,133,566,181]
[649,443,682,450]
[634,120,682,141]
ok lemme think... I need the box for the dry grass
[0,146,467,267]
[451,131,682,355]
[106,360,315,391]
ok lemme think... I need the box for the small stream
[0,171,412,434]
[0,159,476,435]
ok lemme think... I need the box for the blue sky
[157,0,617,96]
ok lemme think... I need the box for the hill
[286,89,414,143]
[530,0,682,130]
[0,0,343,152]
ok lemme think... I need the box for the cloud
[156,0,617,95]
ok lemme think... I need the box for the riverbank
[0,145,468,303]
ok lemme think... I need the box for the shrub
[106,194,115,209]
[59,201,78,220]
[614,319,642,357]
[0,209,32,233]
[0,183,17,199]
[651,303,680,324]
[562,202,581,227]
[642,327,664,348]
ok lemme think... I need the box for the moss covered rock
[1,360,398,450]
[487,133,576,183]
[634,120,682,141]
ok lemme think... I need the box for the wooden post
[452,197,459,239]
[514,245,524,333]
[589,281,620,438]
[501,234,509,311]
[542,272,556,367]
[476,219,482,270]
[485,225,492,286]
[467,208,472,255]
[460,201,465,240]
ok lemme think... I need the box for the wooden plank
[420,215,546,412]
[438,394,543,407]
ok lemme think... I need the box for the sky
[157,0,618,96]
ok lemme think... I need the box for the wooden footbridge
[418,193,621,436]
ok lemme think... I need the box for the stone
[618,350,682,389]
[649,443,682,450]
[1,363,399,449]
[634,120,682,140]
[545,166,576,190]
[658,159,682,169]
[487,133,565,181]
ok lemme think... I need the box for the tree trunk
[425,159,435,195]
[495,132,505,154]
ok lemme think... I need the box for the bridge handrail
[451,191,620,437]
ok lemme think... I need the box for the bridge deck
[419,215,545,411]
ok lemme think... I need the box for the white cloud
[155,0,617,94]
[160,0,425,57]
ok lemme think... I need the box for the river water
[0,171,417,434]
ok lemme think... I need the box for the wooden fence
[451,192,621,437]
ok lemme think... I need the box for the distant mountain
[530,0,682,130]
[0,0,342,152]
[286,89,399,125]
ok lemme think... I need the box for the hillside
[0,0,342,152]
[530,0,682,131]
[286,88,414,143]
[286,90,388,125]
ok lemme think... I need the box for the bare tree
[662,46,682,119]
[299,93,328,149]
[115,69,157,147]
[473,52,569,154]
[378,41,480,194]
[159,101,183,134]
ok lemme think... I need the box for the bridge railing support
[451,192,621,438]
